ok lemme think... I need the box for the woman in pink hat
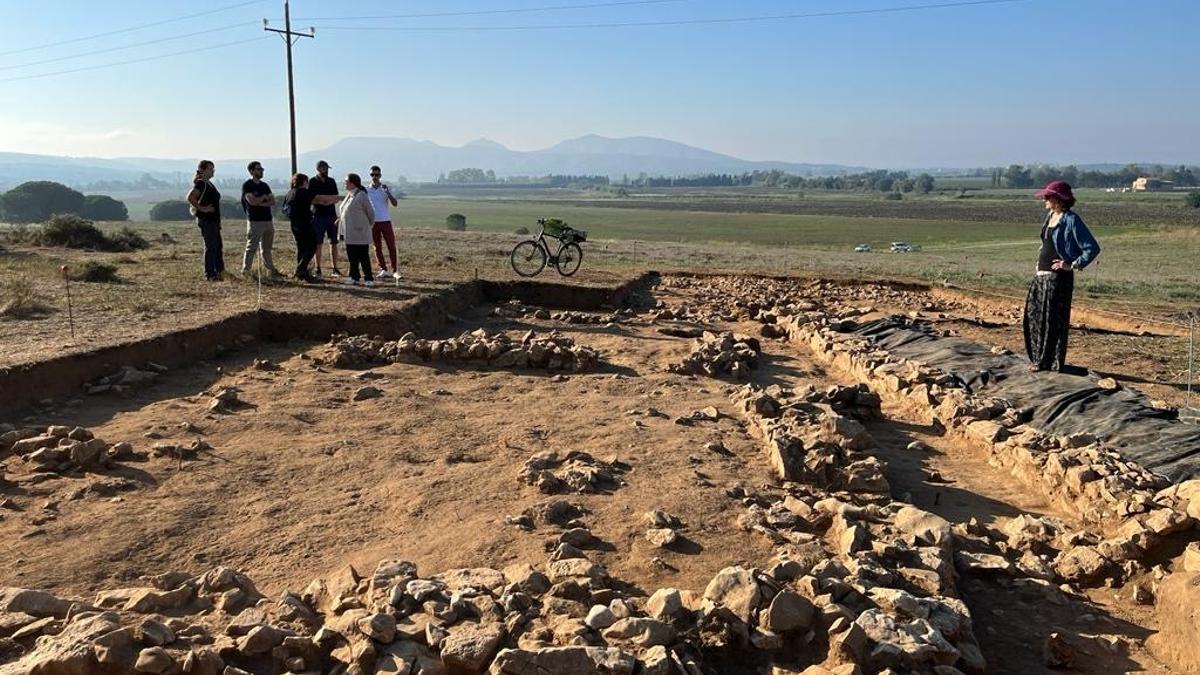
[1023,181,1101,372]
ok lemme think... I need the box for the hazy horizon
[1,0,1198,167]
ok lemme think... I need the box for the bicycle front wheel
[510,240,547,277]
[556,242,583,277]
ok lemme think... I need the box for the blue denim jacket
[1046,210,1101,270]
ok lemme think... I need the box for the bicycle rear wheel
[556,242,583,277]
[510,240,547,277]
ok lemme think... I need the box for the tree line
[0,181,128,223]
[994,164,1198,189]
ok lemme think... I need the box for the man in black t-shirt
[241,161,279,276]
[309,160,341,276]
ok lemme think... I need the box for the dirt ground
[2,278,1188,673]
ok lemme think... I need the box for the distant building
[1132,177,1175,191]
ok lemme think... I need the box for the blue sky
[0,0,1196,167]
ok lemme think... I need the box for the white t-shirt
[366,184,393,222]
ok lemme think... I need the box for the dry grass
[0,274,51,319]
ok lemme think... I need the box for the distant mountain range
[0,135,868,188]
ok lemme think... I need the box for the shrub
[108,226,149,251]
[149,200,192,222]
[1187,191,1200,209]
[445,213,467,231]
[80,194,129,221]
[220,198,244,219]
[0,181,86,223]
[69,260,120,283]
[514,226,530,235]
[0,276,50,319]
[884,192,903,201]
[35,214,110,249]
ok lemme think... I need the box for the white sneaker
[376,269,390,279]
[343,277,357,286]
[363,279,375,287]
[392,271,403,280]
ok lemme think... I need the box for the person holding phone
[366,165,401,279]
[186,160,224,281]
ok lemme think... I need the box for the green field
[10,187,1198,318]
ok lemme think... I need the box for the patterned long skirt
[1023,272,1074,370]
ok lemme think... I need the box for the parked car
[890,241,914,253]
[854,243,871,253]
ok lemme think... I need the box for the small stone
[353,386,384,401]
[761,590,816,633]
[585,605,616,630]
[134,646,174,673]
[358,612,397,643]
[645,528,679,548]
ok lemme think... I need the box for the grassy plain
[2,186,1197,365]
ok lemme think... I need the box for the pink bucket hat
[1036,180,1076,206]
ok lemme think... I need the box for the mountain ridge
[0,135,867,188]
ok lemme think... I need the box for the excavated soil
[0,276,1193,673]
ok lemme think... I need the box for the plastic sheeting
[854,317,1200,482]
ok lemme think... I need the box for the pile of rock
[0,543,987,675]
[332,330,601,372]
[517,451,629,495]
[732,385,887,496]
[791,318,1178,541]
[0,424,140,475]
[84,362,168,396]
[669,331,761,380]
[683,276,1194,587]
[493,300,632,326]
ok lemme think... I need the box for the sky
[0,0,1197,168]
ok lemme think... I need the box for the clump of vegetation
[445,213,467,231]
[36,215,111,249]
[69,260,120,283]
[80,194,129,221]
[0,276,50,319]
[1186,191,1200,209]
[108,226,149,251]
[884,192,903,201]
[514,226,530,235]
[30,215,149,252]
[149,200,192,222]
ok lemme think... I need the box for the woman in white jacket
[336,173,376,285]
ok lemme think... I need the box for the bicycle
[510,218,587,277]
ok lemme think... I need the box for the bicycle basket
[542,218,568,237]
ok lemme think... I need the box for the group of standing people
[186,159,402,286]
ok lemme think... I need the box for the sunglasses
[370,173,381,177]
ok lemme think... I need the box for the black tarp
[853,317,1200,482]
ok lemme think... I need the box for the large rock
[1054,546,1112,584]
[760,590,816,633]
[489,646,636,675]
[893,506,952,548]
[702,567,762,623]
[0,588,75,618]
[601,618,675,647]
[0,612,121,675]
[855,609,959,670]
[441,622,504,673]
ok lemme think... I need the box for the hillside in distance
[0,135,866,188]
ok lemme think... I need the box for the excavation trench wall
[0,273,654,419]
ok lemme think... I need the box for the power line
[291,0,689,22]
[0,22,256,73]
[310,0,1027,32]
[0,0,268,57]
[0,36,271,84]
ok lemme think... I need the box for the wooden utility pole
[264,0,314,175]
